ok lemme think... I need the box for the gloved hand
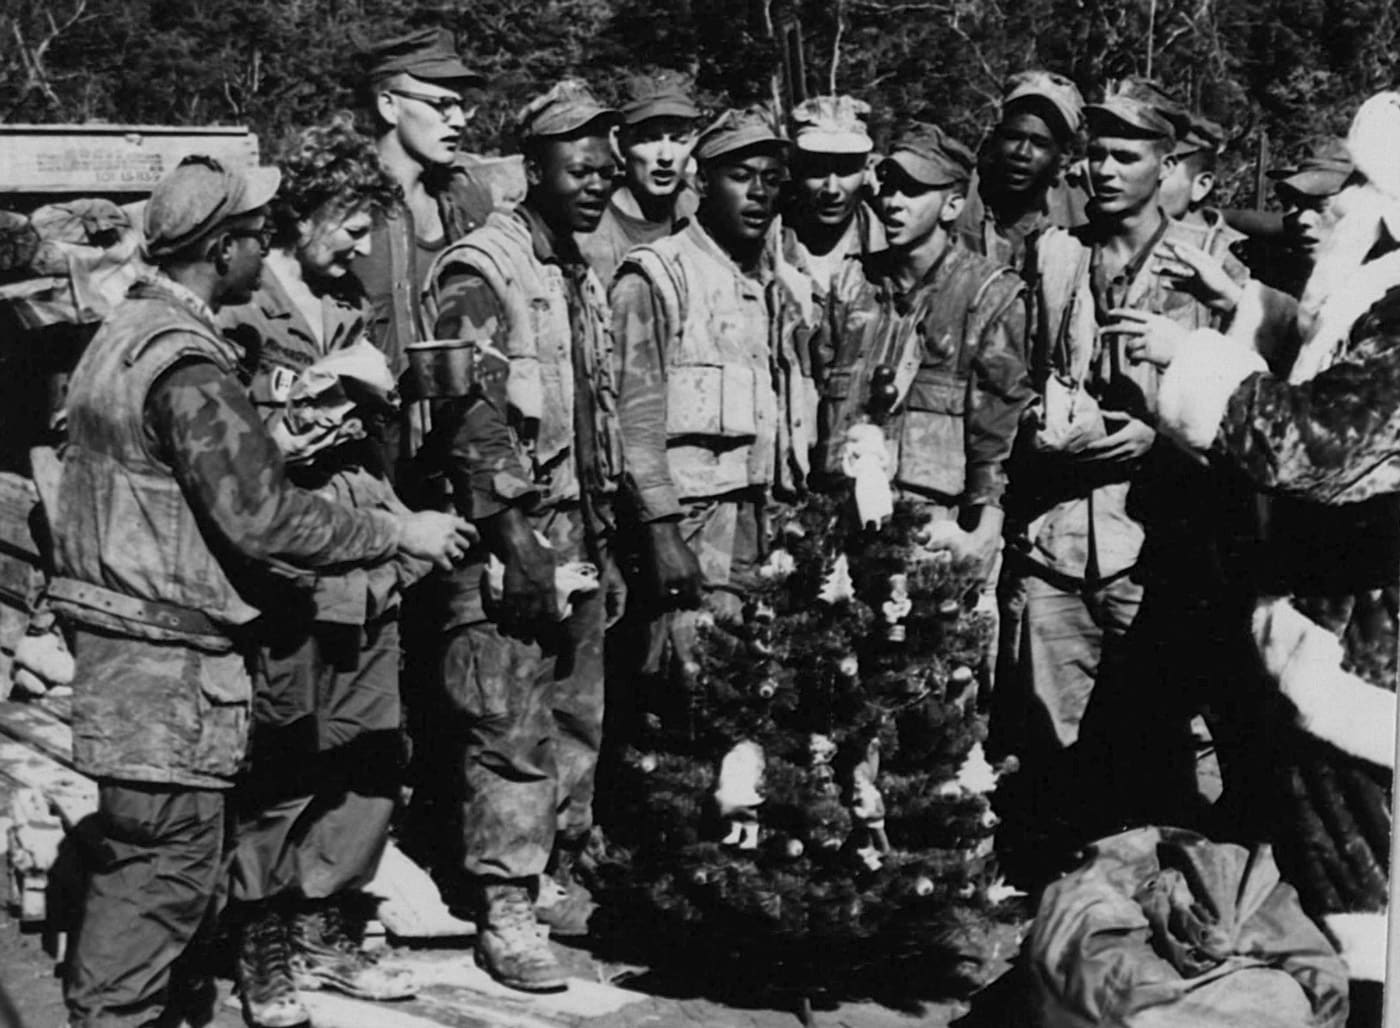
[647,520,702,609]
[482,506,556,628]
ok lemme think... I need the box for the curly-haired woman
[218,112,423,1027]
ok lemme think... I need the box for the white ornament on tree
[715,740,766,850]
[840,421,894,529]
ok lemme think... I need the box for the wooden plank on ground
[0,736,95,827]
[0,700,74,769]
[368,840,476,941]
[399,951,645,1023]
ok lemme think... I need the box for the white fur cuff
[1324,912,1389,981]
[1157,331,1268,452]
[1253,597,1397,770]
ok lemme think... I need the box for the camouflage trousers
[442,506,606,880]
[645,491,766,671]
[65,782,225,1028]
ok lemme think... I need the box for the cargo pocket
[667,365,758,439]
[899,375,967,497]
[191,649,253,780]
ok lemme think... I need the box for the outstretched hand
[1157,240,1242,313]
[1106,308,1189,369]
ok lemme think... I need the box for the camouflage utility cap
[518,79,618,140]
[620,69,701,125]
[883,122,975,187]
[367,27,484,85]
[1176,113,1226,157]
[1084,95,1176,142]
[144,155,281,260]
[1269,139,1354,198]
[1107,77,1191,138]
[694,105,788,163]
[1003,70,1084,139]
[792,95,873,154]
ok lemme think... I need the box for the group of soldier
[49,21,1384,1028]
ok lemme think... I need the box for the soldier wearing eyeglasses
[356,28,496,480]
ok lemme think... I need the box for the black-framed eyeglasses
[225,225,273,254]
[387,88,476,121]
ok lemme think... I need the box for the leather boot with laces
[289,894,416,1001]
[236,900,308,1028]
[476,879,568,993]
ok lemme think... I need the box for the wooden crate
[0,124,259,195]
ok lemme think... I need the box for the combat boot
[290,894,416,1001]
[236,900,308,1028]
[476,879,568,993]
[534,845,597,938]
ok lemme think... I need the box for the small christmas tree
[597,477,1016,1003]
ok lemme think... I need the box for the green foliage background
[1,0,1397,205]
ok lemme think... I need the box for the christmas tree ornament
[849,741,891,864]
[818,553,855,604]
[715,740,765,850]
[883,574,912,642]
[599,494,1001,1001]
[759,548,797,581]
[955,742,998,795]
[986,877,1027,905]
[840,422,895,529]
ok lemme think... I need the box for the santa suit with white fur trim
[1151,92,1400,983]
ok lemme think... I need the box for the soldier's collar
[516,204,586,268]
[141,271,220,329]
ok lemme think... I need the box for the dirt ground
[0,868,1026,1028]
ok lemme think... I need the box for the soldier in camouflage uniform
[783,94,884,299]
[52,156,472,1028]
[420,80,624,993]
[219,116,423,1027]
[610,105,818,676]
[957,71,1086,273]
[816,123,1030,652]
[577,69,701,285]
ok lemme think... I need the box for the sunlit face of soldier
[793,150,869,231]
[1087,133,1173,220]
[698,146,786,249]
[213,208,272,305]
[528,132,618,235]
[619,116,698,201]
[376,74,473,167]
[874,161,964,250]
[989,109,1063,198]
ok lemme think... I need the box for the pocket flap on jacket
[905,375,965,415]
